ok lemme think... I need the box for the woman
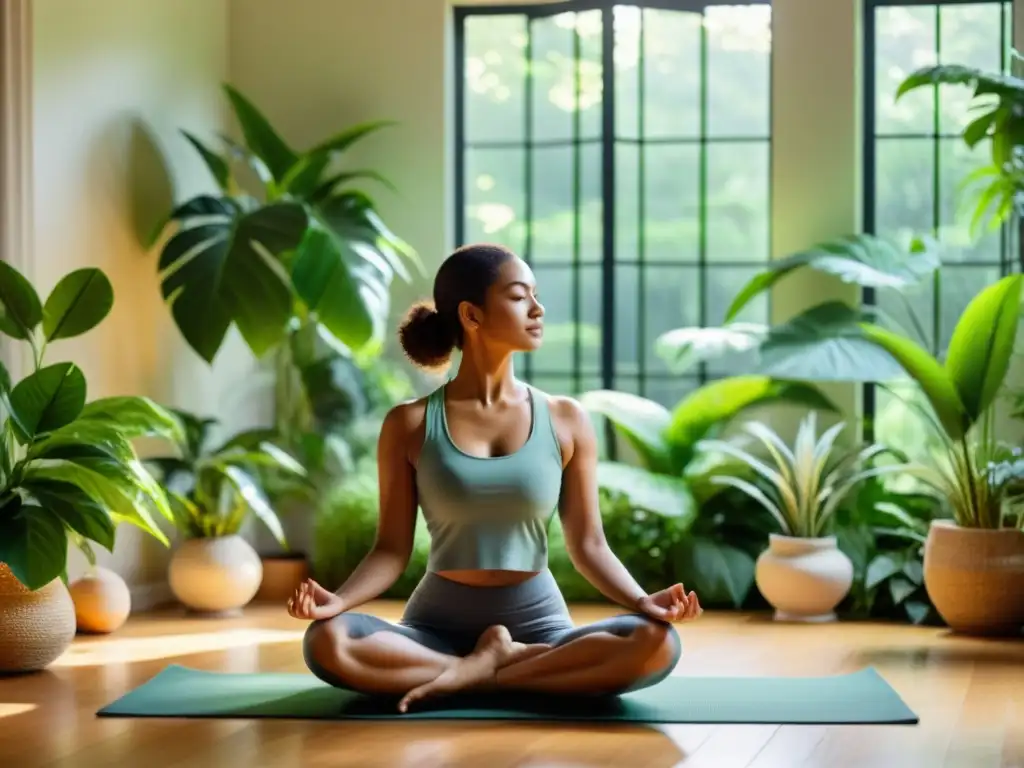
[288,243,702,713]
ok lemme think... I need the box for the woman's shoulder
[528,386,592,439]
[380,393,431,439]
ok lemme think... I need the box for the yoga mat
[97,664,918,725]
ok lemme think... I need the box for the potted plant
[856,274,1024,636]
[0,263,180,671]
[147,409,307,615]
[699,413,910,622]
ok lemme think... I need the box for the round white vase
[168,535,263,615]
[755,534,853,622]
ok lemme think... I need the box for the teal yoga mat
[97,664,918,725]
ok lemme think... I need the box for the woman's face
[464,256,545,354]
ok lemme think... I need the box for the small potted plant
[699,412,910,622]
[857,275,1024,636]
[147,409,307,615]
[0,263,180,671]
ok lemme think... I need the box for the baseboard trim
[130,581,174,612]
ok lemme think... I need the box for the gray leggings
[303,570,681,695]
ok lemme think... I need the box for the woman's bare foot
[397,625,550,712]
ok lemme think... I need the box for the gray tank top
[415,383,563,572]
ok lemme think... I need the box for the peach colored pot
[923,520,1024,636]
[168,535,262,615]
[0,563,76,672]
[755,534,853,622]
[69,566,132,634]
[255,554,309,603]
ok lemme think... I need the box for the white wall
[31,0,264,603]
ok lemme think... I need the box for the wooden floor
[0,602,1021,768]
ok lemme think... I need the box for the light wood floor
[0,601,1020,768]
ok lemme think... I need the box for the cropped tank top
[415,384,564,572]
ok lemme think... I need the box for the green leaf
[757,302,909,382]
[578,390,673,474]
[865,553,901,590]
[223,84,298,182]
[725,234,939,322]
[904,599,931,625]
[654,323,768,374]
[158,202,307,362]
[674,536,755,608]
[594,461,697,522]
[181,130,232,192]
[307,120,396,157]
[888,575,917,605]
[963,108,1001,147]
[42,268,114,341]
[30,481,116,552]
[9,363,87,441]
[944,274,1022,422]
[220,465,287,548]
[858,323,969,439]
[77,396,185,443]
[308,170,398,205]
[896,63,1024,100]
[0,502,68,591]
[28,420,135,463]
[0,260,43,339]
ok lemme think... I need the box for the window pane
[465,148,525,253]
[532,13,576,142]
[616,142,640,263]
[465,15,527,143]
[705,265,767,377]
[531,265,575,372]
[938,265,1001,352]
[707,141,770,263]
[613,5,641,139]
[642,9,701,140]
[938,4,1005,135]
[874,6,937,136]
[706,5,771,138]
[579,9,604,141]
[644,144,699,263]
[531,144,603,264]
[874,138,935,240]
[643,266,700,375]
[938,138,1002,264]
[614,265,639,377]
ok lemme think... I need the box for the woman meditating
[288,243,702,712]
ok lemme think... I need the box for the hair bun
[398,301,456,369]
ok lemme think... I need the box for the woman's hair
[398,243,516,369]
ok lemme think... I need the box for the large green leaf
[28,420,135,463]
[281,121,395,197]
[726,235,939,322]
[578,390,673,474]
[9,363,87,441]
[594,461,697,522]
[654,323,768,374]
[896,64,1024,100]
[858,323,969,439]
[943,274,1022,422]
[665,376,839,454]
[30,481,116,553]
[0,501,68,591]
[223,84,298,182]
[77,396,185,443]
[756,301,908,382]
[673,535,756,608]
[221,465,287,548]
[42,268,114,341]
[159,202,307,362]
[181,130,232,193]
[0,260,42,339]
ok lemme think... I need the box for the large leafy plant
[655,233,939,382]
[0,264,181,590]
[856,274,1023,529]
[579,376,839,606]
[146,409,307,543]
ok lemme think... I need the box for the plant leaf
[42,268,114,341]
[0,260,43,339]
[594,461,697,523]
[896,63,1024,100]
[29,481,116,552]
[0,501,68,590]
[673,535,755,608]
[222,84,298,182]
[944,274,1022,422]
[220,465,287,547]
[888,575,917,605]
[28,420,135,463]
[866,553,901,589]
[578,390,673,473]
[9,363,87,441]
[77,396,186,443]
[654,323,768,374]
[181,130,232,193]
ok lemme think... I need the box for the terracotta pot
[0,563,76,673]
[755,534,854,622]
[923,520,1024,636]
[255,554,309,603]
[69,566,132,634]
[168,535,262,615]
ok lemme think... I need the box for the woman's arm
[331,401,422,613]
[552,397,649,612]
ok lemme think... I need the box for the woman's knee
[302,616,356,686]
[626,615,683,670]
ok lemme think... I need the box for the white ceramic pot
[0,563,76,672]
[69,566,132,634]
[168,535,263,615]
[755,534,854,622]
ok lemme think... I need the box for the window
[863,0,1014,451]
[454,0,772,407]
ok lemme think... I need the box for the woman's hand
[286,578,346,621]
[636,584,703,623]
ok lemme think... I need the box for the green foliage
[145,409,306,543]
[0,263,180,591]
[155,84,422,366]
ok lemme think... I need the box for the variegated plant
[699,413,911,538]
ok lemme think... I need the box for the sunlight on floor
[0,703,37,719]
[50,628,304,668]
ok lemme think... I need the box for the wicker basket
[0,563,77,673]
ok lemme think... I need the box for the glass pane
[531,265,575,372]
[706,265,767,377]
[644,266,700,375]
[645,144,700,263]
[644,377,698,410]
[874,6,937,136]
[616,141,640,263]
[706,5,771,138]
[532,12,576,142]
[531,146,573,263]
[614,265,640,376]
[465,148,525,254]
[938,265,1001,352]
[614,5,641,139]
[465,15,527,143]
[706,141,770,263]
[580,141,604,264]
[580,265,603,373]
[938,137,1002,264]
[875,138,935,241]
[530,375,574,397]
[642,9,701,139]
[579,9,604,141]
[612,374,640,394]
[938,4,1004,135]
